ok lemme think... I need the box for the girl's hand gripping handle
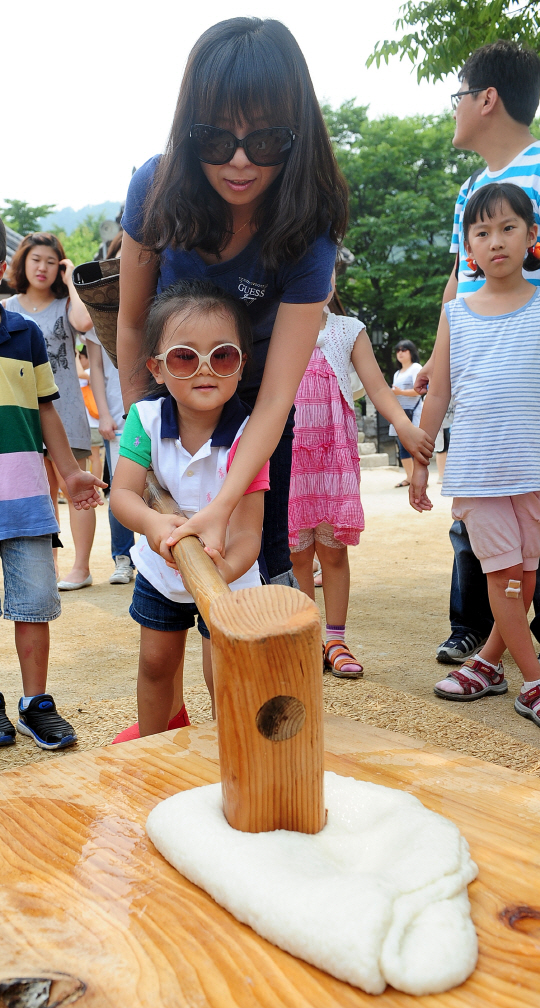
[143,471,231,626]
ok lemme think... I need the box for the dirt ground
[2,466,540,774]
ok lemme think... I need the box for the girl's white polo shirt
[119,394,270,604]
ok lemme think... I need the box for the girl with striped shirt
[410,183,540,729]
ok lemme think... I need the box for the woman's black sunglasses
[189,124,296,167]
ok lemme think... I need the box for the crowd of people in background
[1,22,540,752]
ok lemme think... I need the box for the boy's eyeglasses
[189,124,296,166]
[451,88,485,111]
[154,344,243,379]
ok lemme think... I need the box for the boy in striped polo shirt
[0,220,105,750]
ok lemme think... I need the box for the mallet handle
[143,470,231,627]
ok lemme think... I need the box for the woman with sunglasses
[117,17,348,583]
[111,279,270,737]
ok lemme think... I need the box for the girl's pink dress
[289,347,364,547]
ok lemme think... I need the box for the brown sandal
[324,640,363,679]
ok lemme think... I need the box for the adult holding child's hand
[117,17,348,582]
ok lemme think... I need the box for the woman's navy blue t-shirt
[121,155,336,405]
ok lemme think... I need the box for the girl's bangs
[465,183,534,235]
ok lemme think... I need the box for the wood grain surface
[1,715,539,1007]
[211,585,325,833]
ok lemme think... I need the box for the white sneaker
[109,556,134,584]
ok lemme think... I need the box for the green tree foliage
[367,0,540,83]
[52,213,104,267]
[324,102,483,374]
[1,199,56,235]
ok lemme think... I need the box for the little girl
[289,276,434,677]
[410,182,540,730]
[110,279,269,738]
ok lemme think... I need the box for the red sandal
[324,640,363,679]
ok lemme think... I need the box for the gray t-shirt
[5,295,91,451]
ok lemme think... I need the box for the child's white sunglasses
[154,343,242,379]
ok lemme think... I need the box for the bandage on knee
[505,579,521,599]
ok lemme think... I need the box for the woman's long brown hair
[141,17,348,271]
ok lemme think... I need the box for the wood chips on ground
[2,676,540,776]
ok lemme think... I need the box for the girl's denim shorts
[0,535,60,622]
[129,572,210,638]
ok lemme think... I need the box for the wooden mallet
[144,471,325,834]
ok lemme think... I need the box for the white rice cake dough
[146,771,478,996]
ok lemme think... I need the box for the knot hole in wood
[500,905,540,937]
[256,695,306,742]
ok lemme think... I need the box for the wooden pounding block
[210,584,325,833]
[144,471,325,833]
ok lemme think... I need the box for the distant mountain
[39,201,122,235]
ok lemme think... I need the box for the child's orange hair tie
[528,241,540,260]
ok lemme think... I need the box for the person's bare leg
[201,637,215,717]
[137,626,187,736]
[89,445,103,481]
[55,458,96,583]
[436,451,447,482]
[479,566,539,680]
[170,654,186,723]
[316,543,362,675]
[316,542,350,626]
[291,543,316,601]
[44,457,60,578]
[14,622,49,696]
[401,457,414,483]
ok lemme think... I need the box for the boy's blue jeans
[104,440,135,562]
[449,519,540,644]
[0,535,60,622]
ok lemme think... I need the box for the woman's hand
[395,422,434,464]
[59,258,75,285]
[99,413,118,441]
[391,385,400,395]
[409,462,432,513]
[64,469,107,510]
[144,512,188,565]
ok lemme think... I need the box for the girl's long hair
[7,232,69,297]
[141,17,348,270]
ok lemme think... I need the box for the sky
[2,0,459,211]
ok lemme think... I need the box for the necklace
[23,295,51,312]
[231,218,252,236]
